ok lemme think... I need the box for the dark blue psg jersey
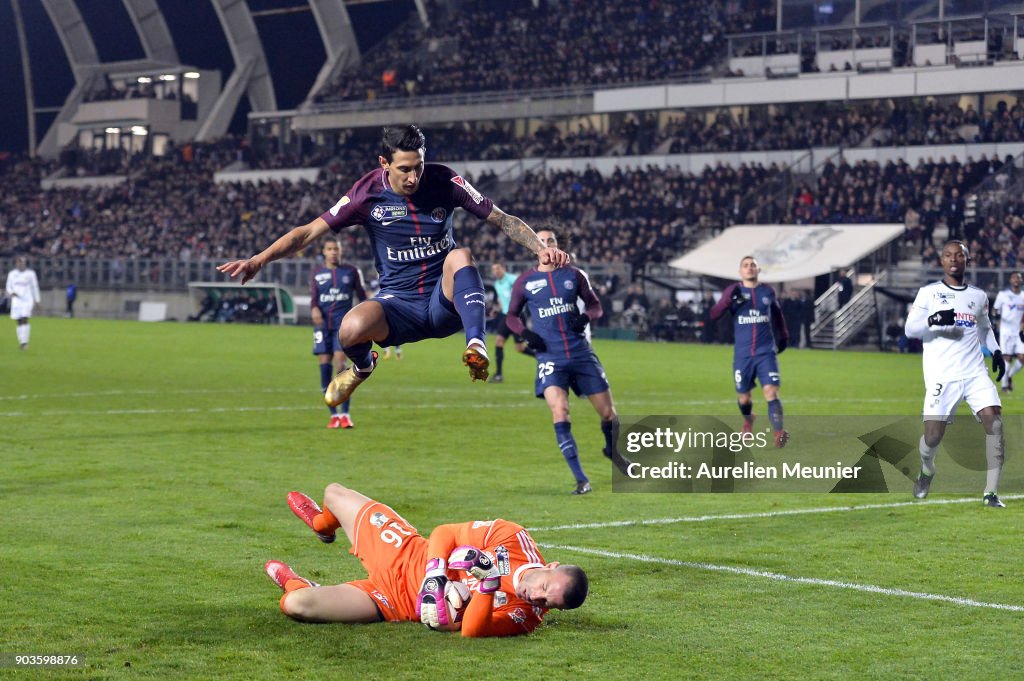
[310,264,366,327]
[710,282,788,358]
[319,164,493,295]
[506,266,603,360]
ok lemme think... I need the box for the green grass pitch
[2,318,1022,680]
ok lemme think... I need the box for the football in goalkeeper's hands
[444,580,472,624]
[428,581,472,630]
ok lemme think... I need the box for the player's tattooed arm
[486,206,543,253]
[486,207,570,267]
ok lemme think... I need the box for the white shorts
[922,374,1001,422]
[9,298,34,320]
[1000,332,1023,356]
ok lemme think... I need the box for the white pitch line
[0,385,911,405]
[538,543,1024,612]
[0,401,542,418]
[528,495,1024,532]
[0,387,311,401]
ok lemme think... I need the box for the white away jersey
[993,288,1024,337]
[907,281,997,383]
[6,267,40,302]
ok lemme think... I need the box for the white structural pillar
[35,0,100,156]
[200,0,277,140]
[121,0,179,64]
[305,0,360,103]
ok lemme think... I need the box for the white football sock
[919,435,937,477]
[985,420,1004,495]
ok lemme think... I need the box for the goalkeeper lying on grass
[265,482,588,636]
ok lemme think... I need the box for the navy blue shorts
[312,322,344,355]
[376,280,463,347]
[494,313,524,343]
[733,353,781,393]
[534,351,610,398]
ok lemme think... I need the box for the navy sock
[341,399,350,415]
[320,363,337,415]
[601,419,615,456]
[342,341,374,372]
[554,421,587,482]
[495,346,505,374]
[453,266,486,345]
[738,401,753,417]
[767,399,784,432]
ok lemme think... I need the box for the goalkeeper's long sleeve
[460,589,543,637]
[425,523,463,563]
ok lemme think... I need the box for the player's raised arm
[218,217,332,284]
[709,284,738,321]
[485,206,569,267]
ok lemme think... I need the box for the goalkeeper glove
[569,313,590,334]
[449,546,501,594]
[729,286,747,308]
[777,337,787,354]
[416,558,450,628]
[927,308,955,327]
[992,350,1006,382]
[522,330,547,353]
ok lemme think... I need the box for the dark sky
[0,0,413,154]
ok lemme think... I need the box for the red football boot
[741,415,756,435]
[265,560,318,591]
[287,491,336,543]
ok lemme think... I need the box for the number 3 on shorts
[932,382,943,397]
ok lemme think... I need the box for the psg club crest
[564,280,575,291]
[430,207,447,223]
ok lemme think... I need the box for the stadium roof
[670,224,906,282]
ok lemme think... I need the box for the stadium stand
[313,0,754,104]
[6,1,1024,337]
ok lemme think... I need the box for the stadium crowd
[455,162,771,268]
[3,137,1022,277]
[46,96,1024,182]
[315,0,773,104]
